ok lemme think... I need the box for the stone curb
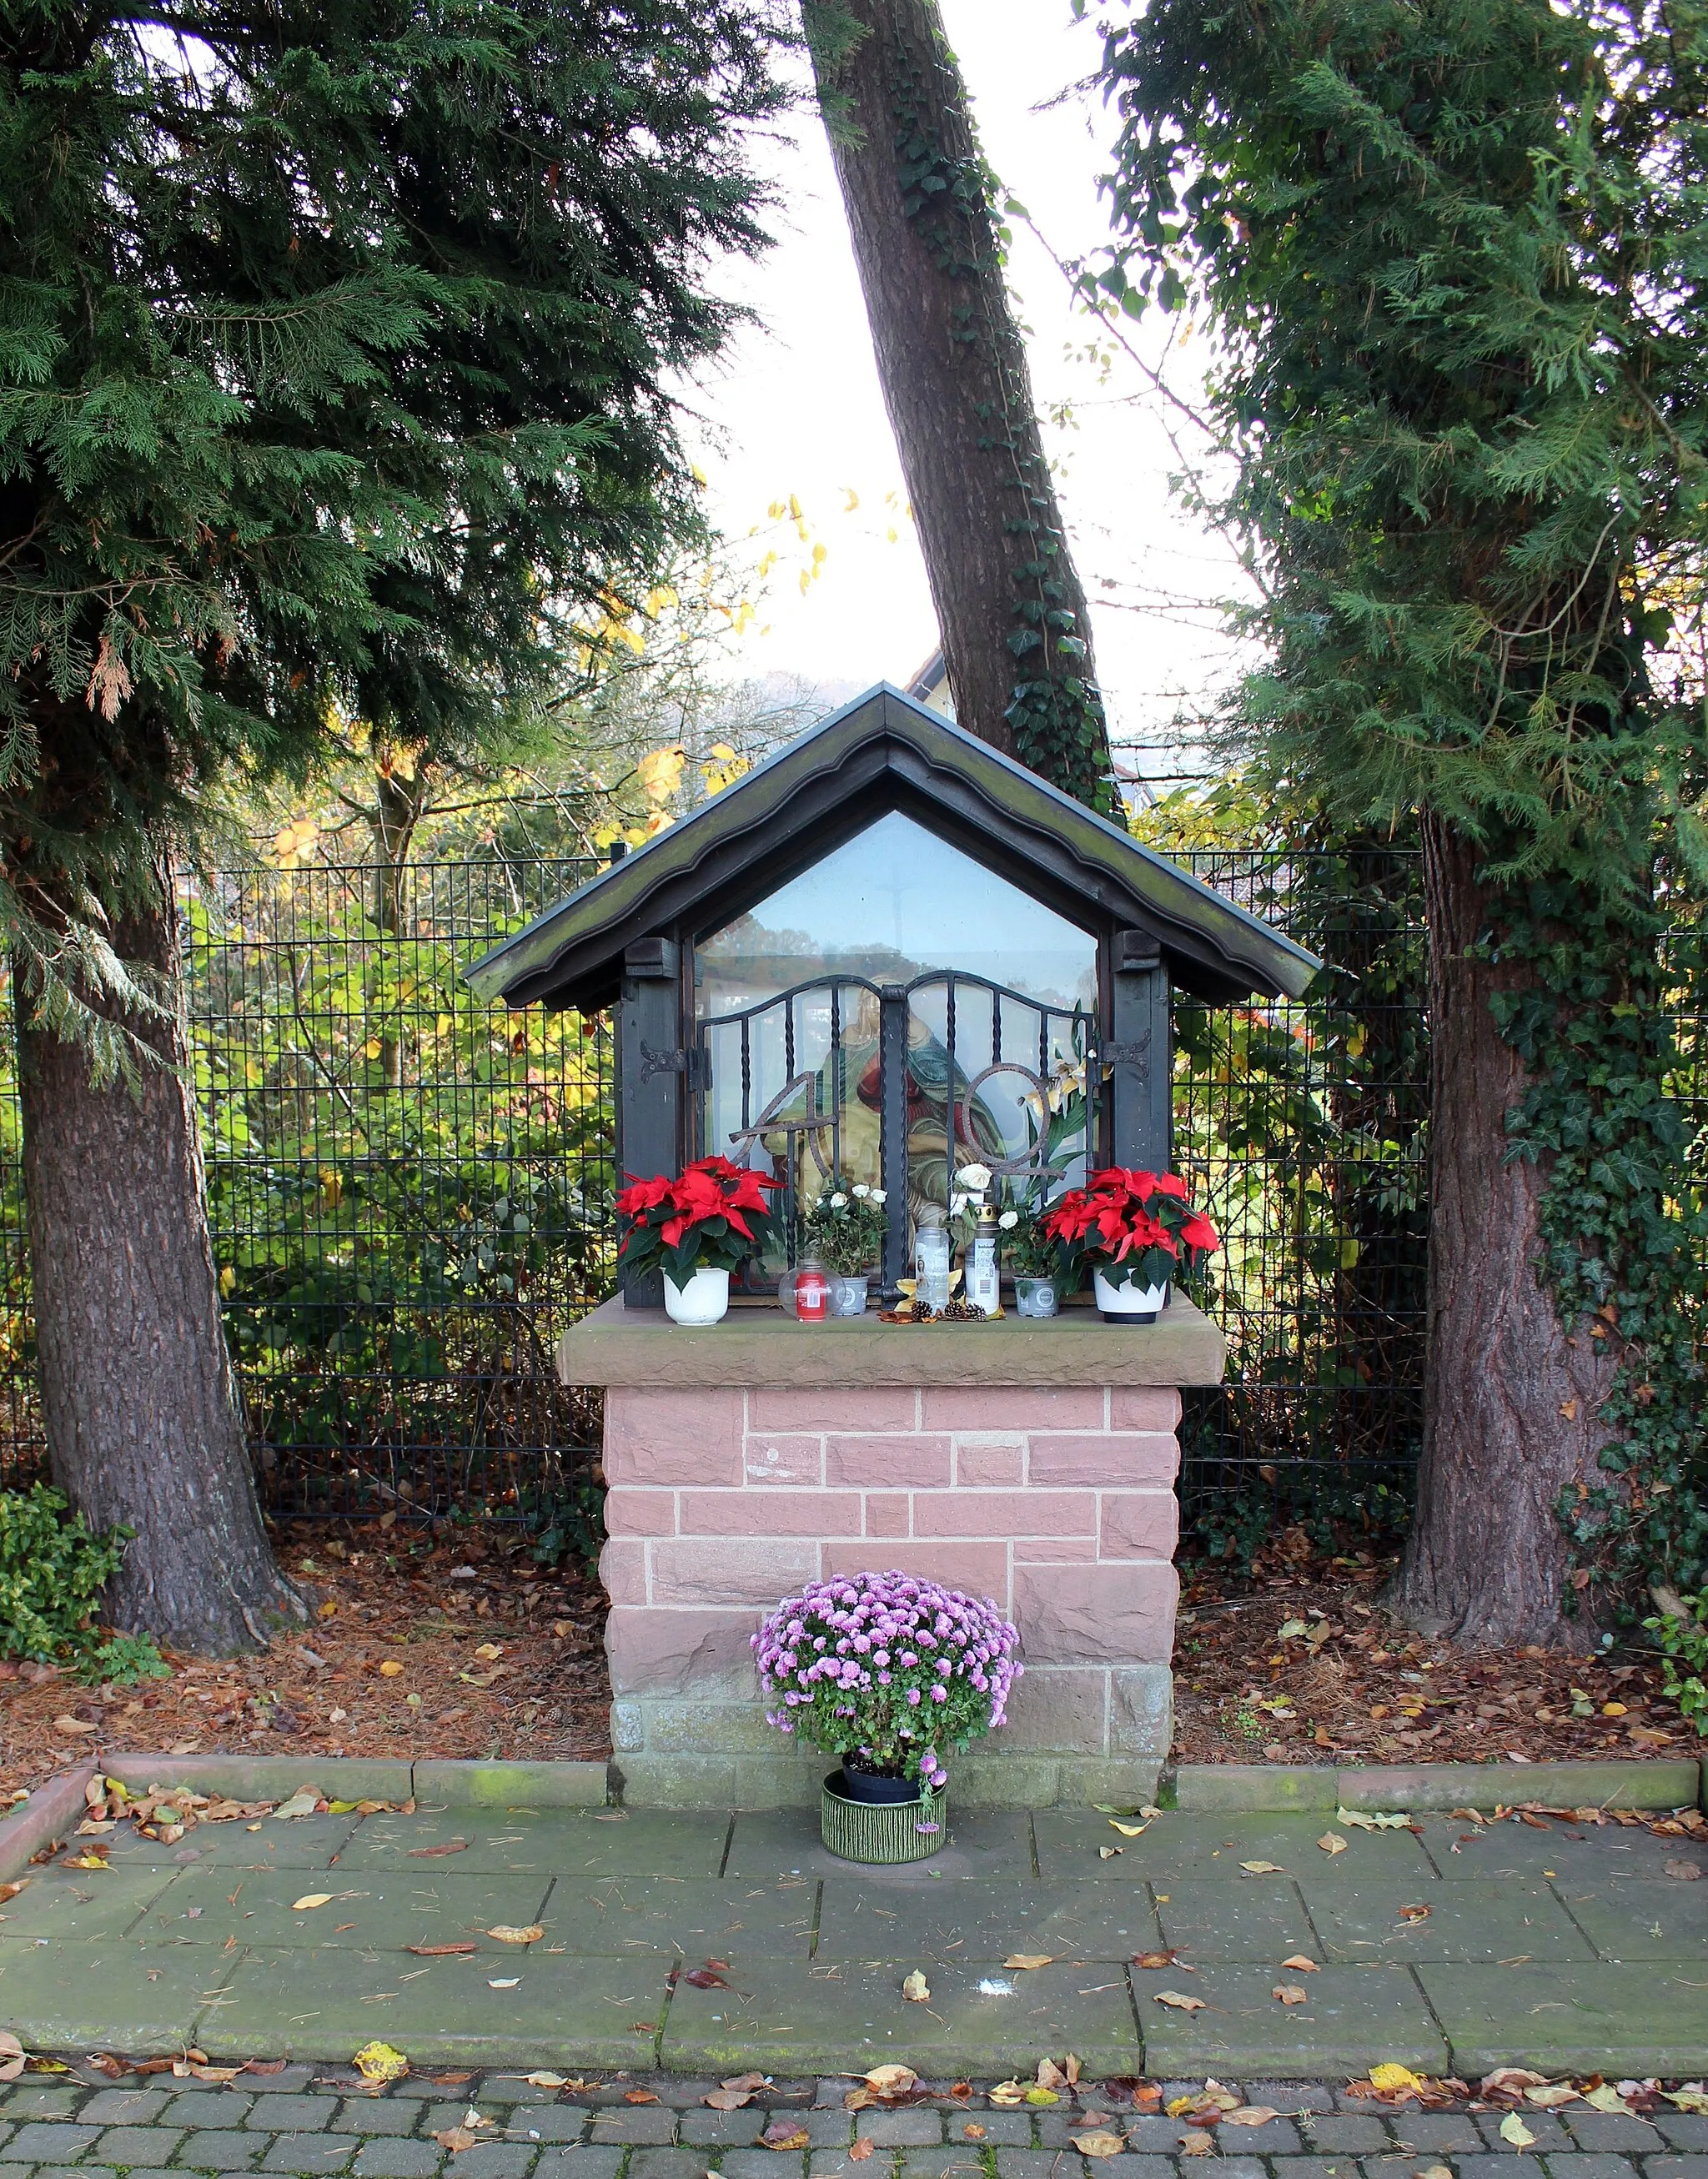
[93,1753,611,1809]
[1166,1756,1705,1813]
[414,1759,609,1808]
[0,1760,97,1881]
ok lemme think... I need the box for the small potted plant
[800,1178,887,1316]
[752,1570,1021,1863]
[1039,1166,1218,1322]
[1003,1207,1065,1318]
[615,1155,786,1325]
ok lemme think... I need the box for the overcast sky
[678,0,1253,776]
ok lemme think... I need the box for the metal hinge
[1096,1037,1152,1070]
[640,1042,711,1091]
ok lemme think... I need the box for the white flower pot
[663,1265,731,1326]
[1093,1268,1169,1323]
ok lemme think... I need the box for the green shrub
[1645,1594,1708,1735]
[0,1484,132,1664]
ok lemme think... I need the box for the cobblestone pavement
[0,1803,1702,2093]
[0,2070,1706,2179]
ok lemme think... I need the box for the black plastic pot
[839,1755,921,1805]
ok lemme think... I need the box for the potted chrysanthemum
[752,1570,1021,1862]
[615,1155,786,1324]
[1039,1166,1218,1322]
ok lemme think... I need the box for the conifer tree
[0,0,782,1649]
[1091,0,1708,1641]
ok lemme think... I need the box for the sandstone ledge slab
[1337,1758,1701,1812]
[559,1293,1224,1389]
[414,1760,610,1809]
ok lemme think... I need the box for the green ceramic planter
[820,1770,947,1863]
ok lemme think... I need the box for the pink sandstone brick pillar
[599,1380,1182,1808]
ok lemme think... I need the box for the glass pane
[694,811,1096,1016]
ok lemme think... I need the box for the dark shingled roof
[467,684,1319,1011]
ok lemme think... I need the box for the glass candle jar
[781,1255,831,1323]
[913,1207,952,1308]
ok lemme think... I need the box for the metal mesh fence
[0,841,1690,1550]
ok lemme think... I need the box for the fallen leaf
[1420,2166,1454,2179]
[1153,1990,1205,2013]
[485,1925,544,1946]
[1665,2092,1708,2116]
[850,2142,875,2161]
[0,1881,27,1904]
[1179,2131,1215,2157]
[704,2091,753,2111]
[1037,2060,1068,2090]
[272,1788,322,1821]
[1581,2086,1632,2114]
[407,1840,470,1858]
[379,1661,404,1678]
[1483,2071,1549,2093]
[435,2129,480,2154]
[1027,2090,1062,2107]
[682,1967,731,1990]
[408,1943,476,1957]
[1318,1834,1348,1856]
[1398,1904,1432,1924]
[1108,1820,1149,1837]
[0,2033,23,2083]
[1280,1955,1319,1973]
[63,1854,108,1871]
[1525,2086,1580,2109]
[1076,2133,1127,2157]
[291,1894,334,1912]
[1665,1860,1702,1881]
[962,2125,987,2141]
[1338,1808,1413,1830]
[1241,1860,1286,1875]
[865,2066,919,2095]
[1273,1984,1309,2006]
[1098,1846,1123,1860]
[625,2091,659,2106]
[1369,2065,1424,2094]
[473,1643,503,1660]
[1133,1951,1178,1970]
[1226,2108,1279,2128]
[1003,1954,1052,1971]
[525,2075,568,2090]
[51,1715,97,1735]
[353,2042,409,2085]
[761,2122,811,2152]
[722,2074,768,2093]
[902,1970,931,2002]
[1500,2113,1537,2149]
[989,2082,1027,2108]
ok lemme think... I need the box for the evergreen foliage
[1,0,786,1064]
[1088,0,1708,1600]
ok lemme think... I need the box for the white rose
[956,1162,992,1192]
[998,1209,1019,1230]
[869,1188,887,1204]
[851,1183,870,1198]
[829,1192,847,1209]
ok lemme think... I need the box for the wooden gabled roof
[467,685,1319,1011]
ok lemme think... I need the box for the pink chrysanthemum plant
[1037,1166,1219,1296]
[751,1570,1022,1794]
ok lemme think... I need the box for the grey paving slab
[1151,1879,1319,1964]
[534,2152,621,2179]
[0,1865,180,1943]
[814,1879,1158,1962]
[88,1816,364,1870]
[92,2124,186,2161]
[1553,1879,1708,1961]
[179,2125,266,2166]
[335,1814,728,1880]
[726,1810,1034,1884]
[1418,1961,1708,2073]
[4,2122,102,2161]
[541,1877,816,1958]
[133,1869,555,1952]
[350,2143,442,2179]
[659,1956,1141,2073]
[1415,1816,1696,1883]
[0,1936,239,2053]
[255,2132,356,2171]
[1136,1963,1447,2075]
[1300,1879,1596,1964]
[195,1945,674,2064]
[1032,1813,1434,1884]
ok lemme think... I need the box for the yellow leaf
[1241,1860,1286,1874]
[473,1643,503,1661]
[1227,2108,1279,2128]
[902,1970,930,2002]
[1025,2088,1060,2106]
[485,1925,544,1946]
[1109,1820,1150,1837]
[865,2067,918,2094]
[1076,2134,1126,2158]
[1582,2086,1630,2114]
[788,494,803,520]
[1500,2114,1537,2149]
[292,1894,334,1911]
[1003,1955,1052,1971]
[1369,2065,1424,2093]
[1338,1808,1412,1829]
[353,2041,409,2084]
[1153,1990,1205,2013]
[379,1660,404,1678]
[636,747,686,803]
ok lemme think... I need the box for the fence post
[618,937,681,1308]
[1108,928,1171,1172]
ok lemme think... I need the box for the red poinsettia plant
[615,1155,786,1289]
[1037,1167,1220,1294]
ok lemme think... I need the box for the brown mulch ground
[1172,1524,1693,1767]
[0,1519,613,1799]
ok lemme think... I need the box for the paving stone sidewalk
[0,1799,1702,2179]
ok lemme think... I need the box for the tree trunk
[1392,817,1615,1649]
[18,872,303,1654]
[804,0,1115,808]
